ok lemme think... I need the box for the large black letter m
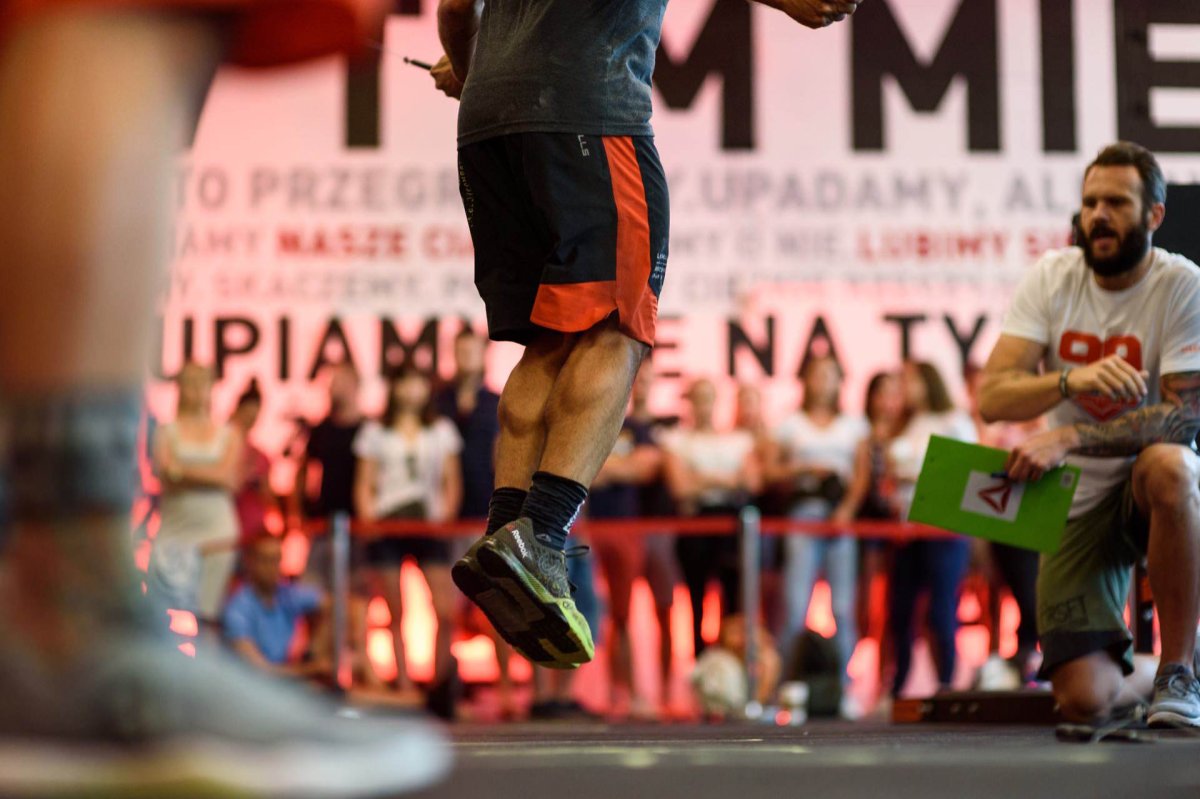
[654,0,753,150]
[852,0,999,152]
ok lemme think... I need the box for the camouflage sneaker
[453,518,593,669]
[0,628,451,797]
[451,533,552,664]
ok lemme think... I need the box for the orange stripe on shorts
[603,136,656,347]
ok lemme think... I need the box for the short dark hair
[1084,141,1166,213]
[243,530,282,555]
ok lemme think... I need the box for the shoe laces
[1155,667,1200,698]
[564,545,590,595]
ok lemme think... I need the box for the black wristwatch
[1059,367,1073,399]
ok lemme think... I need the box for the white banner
[155,0,1200,476]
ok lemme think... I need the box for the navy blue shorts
[457,132,669,347]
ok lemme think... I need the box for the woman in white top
[151,361,242,632]
[354,365,463,701]
[767,355,867,685]
[886,360,977,696]
[664,377,762,657]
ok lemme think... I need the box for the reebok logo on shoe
[510,526,530,558]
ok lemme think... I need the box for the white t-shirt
[663,428,756,509]
[772,412,868,484]
[353,417,463,520]
[890,410,978,518]
[1002,246,1200,517]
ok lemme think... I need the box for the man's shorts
[457,133,669,348]
[0,0,384,67]
[1036,481,1150,679]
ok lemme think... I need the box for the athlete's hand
[431,55,464,100]
[774,0,863,29]
[1004,426,1080,483]
[1065,355,1150,403]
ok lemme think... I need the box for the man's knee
[1055,684,1118,724]
[1134,444,1200,513]
[581,315,650,362]
[1051,656,1123,723]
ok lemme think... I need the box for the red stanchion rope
[300,516,954,540]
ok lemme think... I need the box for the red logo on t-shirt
[1058,331,1144,421]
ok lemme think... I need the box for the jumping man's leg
[454,317,647,668]
[536,315,648,484]
[493,332,575,493]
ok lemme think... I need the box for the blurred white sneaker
[976,654,1021,691]
[838,692,864,721]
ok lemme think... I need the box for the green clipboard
[908,436,1081,554]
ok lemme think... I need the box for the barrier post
[331,511,351,693]
[740,505,762,718]
[1132,560,1155,654]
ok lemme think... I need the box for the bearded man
[979,141,1200,728]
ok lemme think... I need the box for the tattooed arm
[1004,371,1200,481]
[1070,371,1200,456]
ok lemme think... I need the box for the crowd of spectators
[145,329,1043,721]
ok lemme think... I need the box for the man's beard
[1082,220,1151,277]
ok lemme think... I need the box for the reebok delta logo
[978,481,1013,513]
[959,471,1025,523]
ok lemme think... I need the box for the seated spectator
[690,613,780,719]
[223,533,331,679]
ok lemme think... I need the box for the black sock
[521,471,588,552]
[486,487,528,535]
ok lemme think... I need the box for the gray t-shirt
[457,0,669,145]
